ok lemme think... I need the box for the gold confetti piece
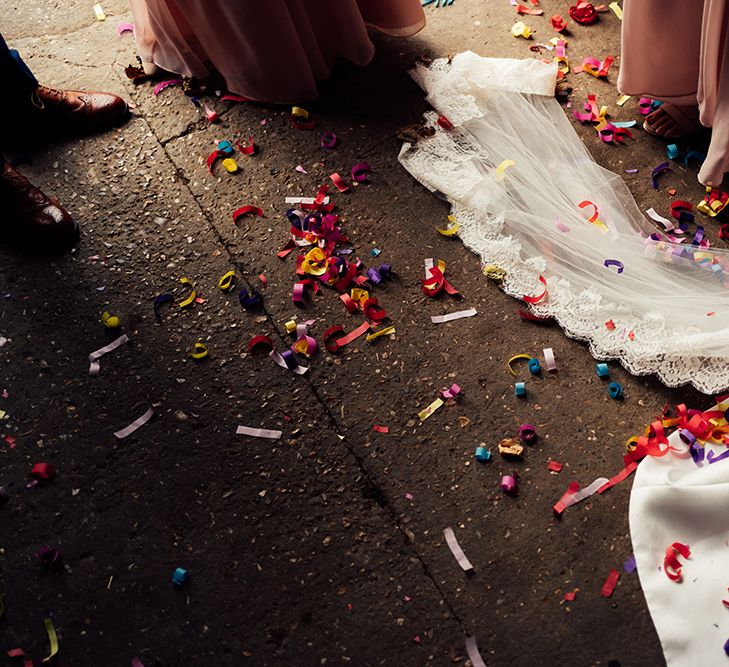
[609,1,623,20]
[366,326,396,342]
[616,94,631,107]
[284,319,297,334]
[101,311,121,329]
[190,342,208,359]
[437,214,460,237]
[178,277,196,308]
[483,264,506,282]
[418,398,444,422]
[498,438,524,458]
[93,3,106,20]
[43,617,59,663]
[508,353,532,375]
[291,106,309,120]
[218,271,236,291]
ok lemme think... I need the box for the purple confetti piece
[623,555,637,574]
[651,162,672,190]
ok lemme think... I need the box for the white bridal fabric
[399,52,729,394]
[630,425,729,666]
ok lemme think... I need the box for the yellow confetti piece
[351,287,370,305]
[609,1,623,20]
[419,398,444,422]
[508,353,532,376]
[366,326,396,342]
[219,271,236,291]
[101,311,121,329]
[93,3,105,20]
[302,247,328,276]
[437,215,460,237]
[626,435,639,452]
[190,342,208,359]
[178,277,196,308]
[495,159,516,182]
[291,106,309,120]
[222,158,238,173]
[0,410,8,420]
[42,617,59,663]
[616,94,631,107]
[483,264,506,281]
[284,319,297,334]
[511,21,532,39]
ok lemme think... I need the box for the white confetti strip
[236,425,283,439]
[443,526,474,573]
[88,334,129,375]
[431,308,477,324]
[113,407,153,439]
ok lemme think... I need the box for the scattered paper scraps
[113,407,154,439]
[431,308,477,323]
[236,425,282,440]
[443,526,474,573]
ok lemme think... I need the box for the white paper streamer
[113,407,154,439]
[284,196,330,205]
[465,636,487,667]
[646,207,675,231]
[443,526,474,573]
[236,425,283,439]
[562,477,609,509]
[543,347,557,371]
[270,350,308,375]
[88,334,129,375]
[431,309,478,323]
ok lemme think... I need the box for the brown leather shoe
[31,85,129,134]
[0,161,78,247]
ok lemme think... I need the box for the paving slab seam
[120,66,468,635]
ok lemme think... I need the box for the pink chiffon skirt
[618,0,729,186]
[129,0,426,104]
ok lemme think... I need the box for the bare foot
[644,103,702,138]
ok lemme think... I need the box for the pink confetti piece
[153,79,183,96]
[116,22,134,36]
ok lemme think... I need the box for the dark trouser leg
[0,32,38,101]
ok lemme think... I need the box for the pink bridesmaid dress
[618,0,729,187]
[128,0,426,104]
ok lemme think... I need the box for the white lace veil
[399,52,729,393]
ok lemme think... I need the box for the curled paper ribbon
[116,22,134,35]
[323,322,371,353]
[651,162,672,190]
[366,325,395,342]
[518,423,538,443]
[218,271,236,291]
[516,3,543,15]
[553,477,609,514]
[190,342,208,359]
[664,542,690,582]
[443,526,474,573]
[583,55,614,78]
[551,15,567,31]
[154,293,174,320]
[569,2,598,24]
[153,79,182,96]
[290,106,315,130]
[113,407,154,439]
[422,259,460,297]
[321,131,337,149]
[236,136,256,155]
[329,172,350,192]
[232,206,264,223]
[508,353,532,375]
[221,94,253,103]
[239,288,263,309]
[437,214,460,236]
[236,425,282,439]
[43,618,59,663]
[351,162,372,183]
[495,159,516,181]
[500,474,517,494]
[523,275,548,304]
[222,158,238,173]
[604,259,624,273]
[577,200,608,232]
[178,277,196,308]
[441,384,462,400]
[511,21,533,38]
[88,334,129,375]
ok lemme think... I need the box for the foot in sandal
[643,103,702,138]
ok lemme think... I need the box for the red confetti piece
[601,569,620,597]
[516,3,543,14]
[204,104,219,123]
[564,591,576,601]
[597,461,638,494]
[569,1,598,24]
[323,322,371,353]
[4,434,16,449]
[551,14,567,31]
[437,115,454,130]
[373,425,389,433]
[523,275,548,304]
[258,274,267,285]
[329,173,350,192]
[720,224,729,240]
[664,542,690,582]
[236,136,256,155]
[547,461,563,472]
[206,150,223,174]
[350,162,372,183]
[31,462,55,480]
[221,94,253,103]
[232,206,264,223]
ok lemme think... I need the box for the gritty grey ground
[0,1,716,665]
